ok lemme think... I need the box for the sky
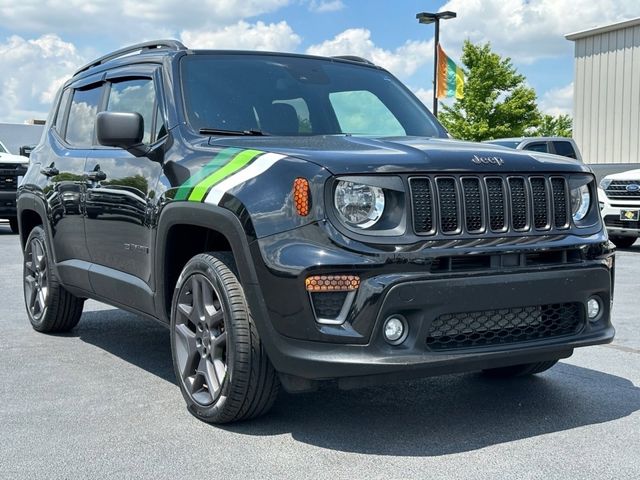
[0,0,638,124]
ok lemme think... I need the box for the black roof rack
[74,39,187,76]
[332,55,375,66]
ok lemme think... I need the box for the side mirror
[96,111,145,154]
[20,145,35,158]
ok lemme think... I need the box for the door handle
[85,169,107,182]
[41,166,59,177]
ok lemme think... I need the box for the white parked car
[599,169,640,248]
[0,140,30,233]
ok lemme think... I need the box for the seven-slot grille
[410,175,570,236]
[605,180,640,200]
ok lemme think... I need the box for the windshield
[0,141,6,154]
[180,54,444,138]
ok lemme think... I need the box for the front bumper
[248,224,614,386]
[600,191,640,237]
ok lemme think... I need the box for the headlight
[334,180,385,228]
[570,184,590,222]
[599,178,612,190]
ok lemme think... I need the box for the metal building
[566,17,640,173]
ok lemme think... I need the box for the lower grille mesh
[426,303,583,351]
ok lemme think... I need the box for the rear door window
[66,85,103,147]
[523,142,548,153]
[53,89,72,136]
[552,141,577,159]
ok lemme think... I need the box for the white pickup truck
[599,169,640,248]
[0,140,29,233]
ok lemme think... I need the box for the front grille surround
[605,180,640,200]
[409,174,572,238]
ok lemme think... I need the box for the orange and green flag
[436,43,464,99]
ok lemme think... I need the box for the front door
[83,71,165,311]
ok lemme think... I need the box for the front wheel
[170,252,279,424]
[609,235,637,249]
[482,360,559,378]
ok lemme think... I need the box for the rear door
[83,66,166,312]
[42,77,104,269]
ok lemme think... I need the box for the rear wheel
[170,252,279,424]
[482,360,559,378]
[9,217,19,233]
[610,235,637,249]
[23,226,84,332]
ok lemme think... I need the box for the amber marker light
[305,275,360,292]
[293,178,310,216]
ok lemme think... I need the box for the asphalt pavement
[0,220,638,479]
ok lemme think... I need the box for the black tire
[9,217,19,233]
[610,235,637,249]
[23,226,84,332]
[482,360,559,378]
[170,252,279,424]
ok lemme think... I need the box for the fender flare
[16,192,55,256]
[153,201,264,323]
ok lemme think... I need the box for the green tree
[439,41,541,141]
[530,114,572,137]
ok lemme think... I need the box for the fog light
[383,316,407,345]
[587,297,601,321]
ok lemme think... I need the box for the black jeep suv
[17,40,614,424]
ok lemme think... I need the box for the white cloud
[411,88,434,109]
[181,20,301,51]
[439,0,640,63]
[306,28,433,78]
[0,35,85,123]
[0,0,291,42]
[308,0,344,13]
[540,82,574,116]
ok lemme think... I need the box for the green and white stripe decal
[175,147,286,204]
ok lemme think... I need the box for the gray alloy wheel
[24,234,49,322]
[23,226,84,333]
[170,252,279,424]
[174,273,228,406]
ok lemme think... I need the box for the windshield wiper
[199,128,268,136]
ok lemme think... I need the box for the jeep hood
[0,152,29,164]
[206,135,590,175]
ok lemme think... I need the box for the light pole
[416,10,457,117]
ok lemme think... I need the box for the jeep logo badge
[472,154,505,166]
[626,184,640,192]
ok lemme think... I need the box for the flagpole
[433,19,440,117]
[416,11,457,118]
